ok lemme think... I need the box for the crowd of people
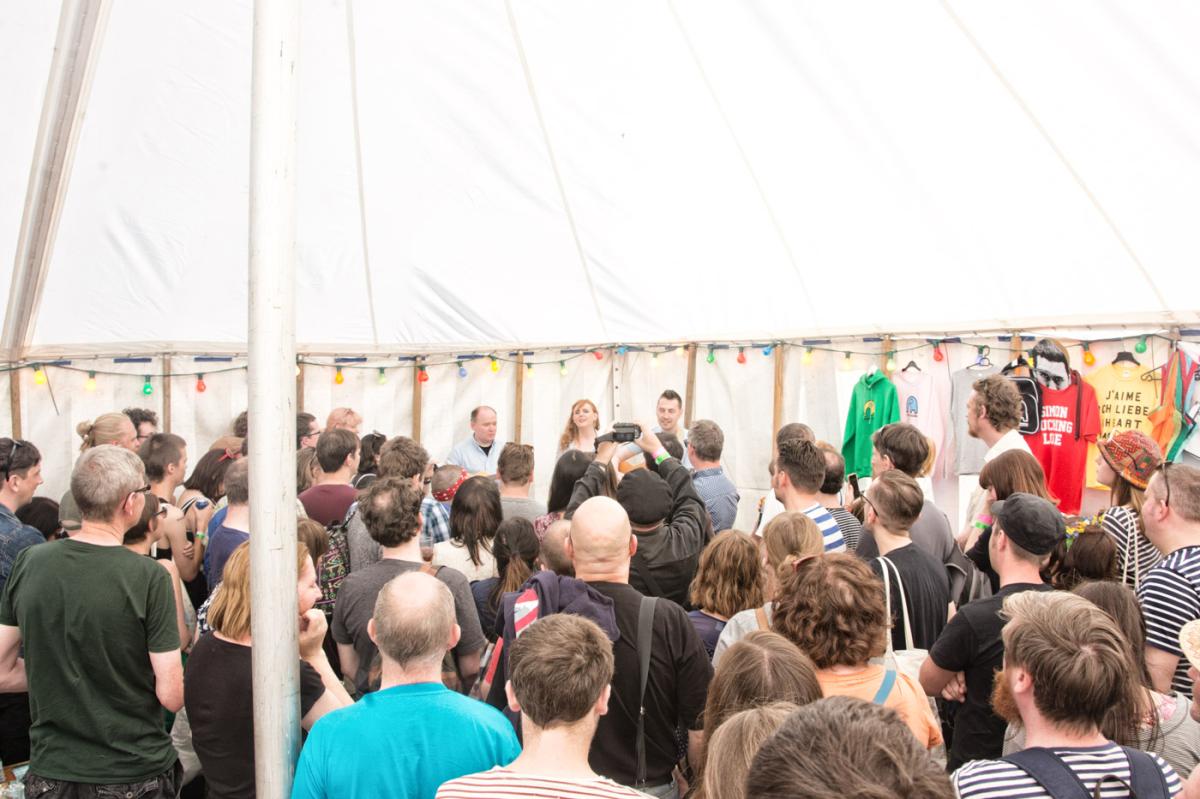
[0,377,1199,798]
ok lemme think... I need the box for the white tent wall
[11,333,1192,536]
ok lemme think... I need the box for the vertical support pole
[684,344,697,428]
[1010,330,1023,362]
[248,1,300,796]
[9,368,22,440]
[411,357,423,443]
[162,356,172,434]
[295,359,305,413]
[881,335,893,374]
[514,353,525,444]
[772,346,785,441]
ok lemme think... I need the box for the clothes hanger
[968,345,993,369]
[902,360,921,372]
[1112,351,1140,366]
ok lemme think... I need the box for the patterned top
[1139,546,1200,698]
[437,768,645,799]
[1100,505,1162,589]
[420,496,451,546]
[691,466,740,533]
[953,743,1180,798]
[800,502,845,553]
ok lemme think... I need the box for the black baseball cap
[616,469,672,526]
[991,492,1065,555]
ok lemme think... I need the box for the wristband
[653,448,670,465]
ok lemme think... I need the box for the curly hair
[772,553,887,669]
[689,531,765,618]
[972,375,1023,433]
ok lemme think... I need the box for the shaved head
[568,497,633,577]
[540,519,575,576]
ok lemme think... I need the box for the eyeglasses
[128,484,152,503]
[2,439,23,482]
[861,494,879,517]
[1155,462,1172,508]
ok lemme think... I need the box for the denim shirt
[0,502,45,598]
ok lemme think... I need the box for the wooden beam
[772,345,785,442]
[162,356,172,433]
[295,359,305,413]
[513,352,525,444]
[411,357,423,444]
[9,367,21,440]
[684,344,697,428]
[1010,330,1023,362]
[881,335,893,374]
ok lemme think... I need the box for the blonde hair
[326,407,362,432]
[559,399,600,452]
[208,542,309,641]
[696,703,797,799]
[761,511,823,597]
[76,412,132,452]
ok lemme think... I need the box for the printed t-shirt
[332,558,486,693]
[299,483,359,526]
[869,543,950,651]
[437,768,646,799]
[1085,363,1158,489]
[953,742,1180,798]
[292,682,520,799]
[928,581,1054,770]
[895,369,946,475]
[587,582,713,787]
[842,371,901,477]
[185,633,326,799]
[0,539,179,782]
[1138,546,1200,698]
[206,524,249,591]
[800,502,846,553]
[817,665,942,749]
[1023,380,1101,514]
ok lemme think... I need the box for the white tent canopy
[3,1,1199,360]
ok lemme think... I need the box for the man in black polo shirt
[566,495,712,796]
[919,492,1061,770]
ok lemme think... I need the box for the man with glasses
[297,412,322,450]
[0,446,184,796]
[123,407,159,446]
[0,437,45,766]
[1138,463,1200,698]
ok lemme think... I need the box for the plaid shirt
[420,495,452,545]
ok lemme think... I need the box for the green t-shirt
[0,538,180,782]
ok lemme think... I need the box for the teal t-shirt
[292,682,520,799]
[0,538,179,782]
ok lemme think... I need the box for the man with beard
[953,591,1180,797]
[919,492,1059,770]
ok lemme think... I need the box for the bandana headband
[433,468,468,502]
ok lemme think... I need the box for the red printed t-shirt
[1023,381,1100,514]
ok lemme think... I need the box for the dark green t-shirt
[0,538,180,781]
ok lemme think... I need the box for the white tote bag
[878,556,931,690]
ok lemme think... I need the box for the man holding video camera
[566,423,709,608]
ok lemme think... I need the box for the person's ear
[505,680,521,713]
[1010,666,1033,697]
[367,618,377,645]
[564,535,576,562]
[595,683,611,717]
[448,622,461,651]
[628,534,638,558]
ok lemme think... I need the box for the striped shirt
[436,768,645,799]
[1139,546,1200,698]
[953,743,1181,798]
[1101,505,1162,589]
[801,502,846,553]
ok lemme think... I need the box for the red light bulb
[196,377,207,392]
[933,346,944,363]
[736,349,747,364]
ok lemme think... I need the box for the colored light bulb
[762,344,774,356]
[334,367,344,385]
[417,367,429,383]
[1082,344,1095,367]
[802,347,814,365]
[616,346,627,356]
[33,367,46,385]
[85,372,97,392]
[841,352,853,371]
[490,358,500,373]
[458,363,468,378]
[196,375,207,393]
[885,354,897,372]
[932,345,944,363]
[377,368,388,385]
[142,376,154,396]
[593,350,603,360]
[706,348,715,364]
[736,348,747,364]
[1135,336,1148,354]
[651,353,659,367]
[559,361,568,376]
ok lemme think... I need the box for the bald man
[446,406,504,475]
[293,573,519,799]
[565,497,712,793]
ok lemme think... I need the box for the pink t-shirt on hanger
[894,368,945,474]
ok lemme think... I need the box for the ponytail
[488,517,540,608]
